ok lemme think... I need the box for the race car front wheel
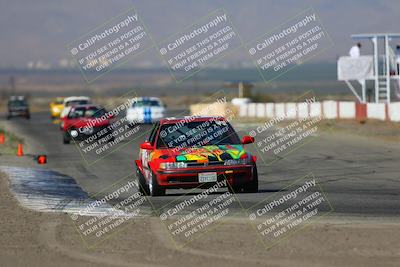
[63,132,70,144]
[137,168,149,195]
[229,165,259,193]
[149,172,165,196]
[243,165,258,193]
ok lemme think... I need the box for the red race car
[60,104,114,144]
[135,116,258,196]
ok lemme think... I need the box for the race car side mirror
[140,141,153,150]
[241,135,254,145]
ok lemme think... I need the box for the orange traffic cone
[17,143,24,156]
[0,133,4,144]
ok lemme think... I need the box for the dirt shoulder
[0,125,23,155]
[1,170,399,267]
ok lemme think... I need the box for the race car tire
[149,171,165,196]
[243,165,258,193]
[137,167,149,195]
[63,132,70,144]
[228,183,243,193]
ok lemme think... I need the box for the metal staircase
[377,76,389,103]
[339,33,400,104]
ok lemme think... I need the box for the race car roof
[133,97,162,101]
[63,96,91,103]
[160,116,225,124]
[9,96,26,101]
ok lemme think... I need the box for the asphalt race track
[3,111,400,218]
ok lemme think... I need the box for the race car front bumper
[126,111,164,124]
[155,165,254,189]
[8,110,29,117]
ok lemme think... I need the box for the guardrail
[237,101,400,122]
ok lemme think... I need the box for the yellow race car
[49,97,64,119]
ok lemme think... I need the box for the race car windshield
[157,120,241,148]
[8,100,27,107]
[68,107,107,118]
[132,100,161,107]
[66,100,89,107]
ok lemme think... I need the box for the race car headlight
[52,107,60,112]
[159,162,187,169]
[224,157,251,166]
[70,129,78,138]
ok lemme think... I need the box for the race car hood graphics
[150,144,247,163]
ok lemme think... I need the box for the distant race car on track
[135,116,258,196]
[126,97,165,124]
[60,96,91,119]
[49,97,64,119]
[7,96,30,120]
[60,104,113,144]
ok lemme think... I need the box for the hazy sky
[0,0,399,68]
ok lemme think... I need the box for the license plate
[198,172,217,183]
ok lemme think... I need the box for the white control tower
[338,33,400,103]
